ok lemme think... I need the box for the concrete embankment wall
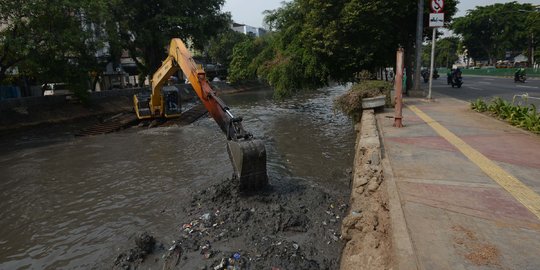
[340,110,391,269]
[0,84,198,130]
[0,81,256,130]
[0,84,201,110]
[340,109,418,270]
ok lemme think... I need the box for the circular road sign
[431,0,444,13]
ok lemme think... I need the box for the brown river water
[0,85,355,269]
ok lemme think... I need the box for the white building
[232,23,267,37]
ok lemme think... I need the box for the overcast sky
[223,0,540,28]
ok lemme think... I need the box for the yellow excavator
[133,38,267,191]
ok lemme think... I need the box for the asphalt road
[429,75,540,110]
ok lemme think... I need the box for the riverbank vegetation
[334,80,393,121]
[471,97,540,133]
[225,0,458,98]
[0,0,230,96]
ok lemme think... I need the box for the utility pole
[427,29,436,100]
[413,0,424,94]
[394,48,404,128]
[428,0,445,100]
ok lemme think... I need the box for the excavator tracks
[75,113,138,136]
[76,104,208,136]
[168,104,208,126]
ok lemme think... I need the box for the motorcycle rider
[452,68,462,81]
[451,68,463,87]
[447,69,453,85]
[421,69,429,83]
[514,68,526,82]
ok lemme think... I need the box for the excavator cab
[134,87,181,119]
[162,88,181,117]
[133,38,268,191]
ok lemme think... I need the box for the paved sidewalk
[378,96,540,270]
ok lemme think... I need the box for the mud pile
[114,177,349,270]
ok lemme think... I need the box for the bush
[471,97,540,133]
[334,80,392,121]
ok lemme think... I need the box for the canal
[0,84,355,269]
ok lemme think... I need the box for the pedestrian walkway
[378,96,540,270]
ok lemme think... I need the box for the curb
[340,109,416,269]
[378,119,419,269]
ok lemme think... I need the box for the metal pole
[394,48,404,128]
[532,33,535,69]
[428,28,436,100]
[413,0,424,93]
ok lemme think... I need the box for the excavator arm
[134,38,268,191]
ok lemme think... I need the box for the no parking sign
[431,0,444,13]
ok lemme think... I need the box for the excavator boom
[133,38,268,191]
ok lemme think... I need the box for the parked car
[42,83,72,96]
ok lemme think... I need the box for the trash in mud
[113,232,156,269]
[113,177,350,269]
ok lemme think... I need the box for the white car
[42,83,72,96]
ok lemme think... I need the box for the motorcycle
[514,73,527,83]
[451,74,463,88]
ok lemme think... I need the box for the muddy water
[0,84,355,269]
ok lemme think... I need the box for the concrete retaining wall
[340,109,391,270]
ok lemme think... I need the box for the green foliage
[334,80,392,121]
[471,97,540,133]
[0,0,110,86]
[228,37,266,83]
[0,0,230,90]
[110,0,231,78]
[423,37,461,68]
[452,2,537,64]
[207,29,248,68]
[229,0,459,97]
[470,98,487,112]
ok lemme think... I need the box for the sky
[223,0,540,29]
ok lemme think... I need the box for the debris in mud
[113,232,157,270]
[172,177,347,269]
[115,176,349,269]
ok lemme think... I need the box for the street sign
[431,0,444,13]
[429,13,445,27]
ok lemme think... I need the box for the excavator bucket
[227,139,268,191]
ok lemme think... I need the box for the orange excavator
[133,38,267,191]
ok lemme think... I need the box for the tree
[525,10,540,66]
[0,0,115,96]
[207,29,248,68]
[422,37,461,68]
[110,0,231,82]
[452,2,536,64]
[228,0,459,97]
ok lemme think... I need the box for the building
[232,23,267,37]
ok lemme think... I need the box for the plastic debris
[201,213,211,221]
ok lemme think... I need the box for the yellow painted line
[408,105,540,220]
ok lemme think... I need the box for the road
[430,75,540,110]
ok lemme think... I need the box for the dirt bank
[113,175,349,270]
